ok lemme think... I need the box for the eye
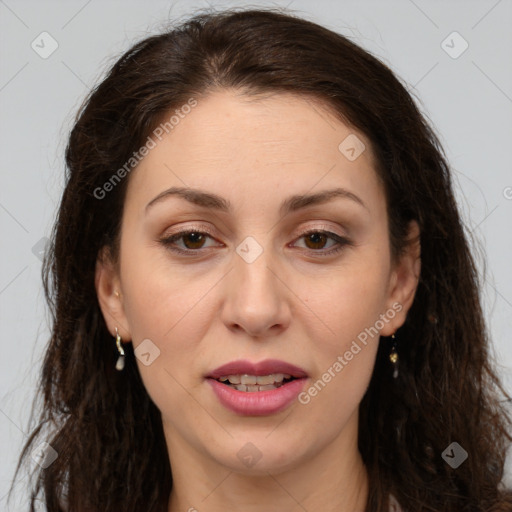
[159,228,222,254]
[159,227,351,257]
[292,229,351,256]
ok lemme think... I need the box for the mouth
[213,373,298,392]
[205,359,308,415]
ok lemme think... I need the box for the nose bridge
[235,237,275,295]
[222,233,289,335]
[234,233,280,302]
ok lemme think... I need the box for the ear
[380,220,421,336]
[95,246,131,341]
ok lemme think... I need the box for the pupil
[184,232,204,249]
[307,233,326,249]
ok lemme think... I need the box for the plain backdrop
[1,0,511,509]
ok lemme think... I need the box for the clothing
[389,493,403,511]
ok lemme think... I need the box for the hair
[11,7,512,512]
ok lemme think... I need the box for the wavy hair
[11,7,512,512]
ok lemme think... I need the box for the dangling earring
[389,333,399,379]
[115,327,125,371]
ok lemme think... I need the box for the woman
[11,7,512,512]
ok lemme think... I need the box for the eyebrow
[145,186,367,215]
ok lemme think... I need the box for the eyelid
[293,223,346,238]
[163,223,217,238]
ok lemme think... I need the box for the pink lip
[206,359,308,416]
[206,358,308,379]
[207,378,307,416]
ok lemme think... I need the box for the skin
[96,90,421,512]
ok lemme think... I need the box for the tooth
[258,384,277,391]
[256,374,275,385]
[246,385,260,392]
[283,374,291,380]
[273,373,284,383]
[219,376,228,382]
[241,374,257,385]
[227,375,241,384]
[234,384,246,391]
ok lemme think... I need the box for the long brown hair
[11,7,512,512]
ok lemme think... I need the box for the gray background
[1,0,511,508]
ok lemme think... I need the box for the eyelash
[159,227,351,257]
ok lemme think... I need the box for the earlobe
[95,246,131,341]
[381,220,421,336]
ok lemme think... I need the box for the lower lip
[207,378,307,416]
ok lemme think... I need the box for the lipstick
[206,359,308,416]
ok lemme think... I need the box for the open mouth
[214,373,297,392]
[206,362,308,415]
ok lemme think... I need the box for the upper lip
[206,359,308,379]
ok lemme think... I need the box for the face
[96,90,420,476]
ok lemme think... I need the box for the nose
[220,241,291,339]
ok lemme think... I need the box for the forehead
[152,90,361,159]
[124,90,382,214]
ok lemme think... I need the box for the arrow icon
[236,236,263,263]
[31,441,58,468]
[135,339,161,366]
[338,134,365,161]
[441,31,468,59]
[237,441,263,467]
[441,441,468,468]
[31,31,59,59]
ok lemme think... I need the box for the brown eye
[181,232,207,249]
[303,232,329,250]
[159,229,221,254]
[293,230,351,257]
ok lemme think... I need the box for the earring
[115,327,125,371]
[389,333,399,379]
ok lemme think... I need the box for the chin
[209,436,310,476]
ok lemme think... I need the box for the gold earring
[389,333,399,379]
[115,327,125,371]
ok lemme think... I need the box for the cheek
[299,246,391,349]
[120,235,215,338]
[117,239,231,403]
[118,252,211,421]
[294,247,390,413]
